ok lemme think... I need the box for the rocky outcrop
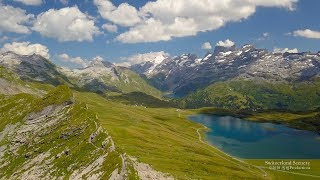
[130,157,174,180]
[0,52,70,86]
[0,87,135,179]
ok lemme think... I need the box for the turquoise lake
[189,114,320,159]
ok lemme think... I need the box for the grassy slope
[106,91,175,108]
[68,67,162,98]
[0,86,135,179]
[1,66,319,179]
[0,66,56,94]
[112,67,163,98]
[180,79,320,111]
[0,66,22,82]
[246,160,320,180]
[76,91,320,179]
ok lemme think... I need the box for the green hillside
[0,86,138,179]
[67,67,162,98]
[180,78,320,111]
[75,91,265,179]
[0,67,319,179]
[112,67,163,98]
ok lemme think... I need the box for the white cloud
[216,39,235,47]
[13,0,42,6]
[115,0,297,43]
[58,53,87,67]
[0,5,34,34]
[102,23,117,33]
[32,7,101,42]
[91,56,104,63]
[59,0,68,5]
[293,29,320,39]
[1,41,50,59]
[117,51,169,67]
[273,47,299,53]
[257,32,270,41]
[93,0,141,27]
[201,42,212,50]
[263,32,269,37]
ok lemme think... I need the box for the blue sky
[0,0,319,67]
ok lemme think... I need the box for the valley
[1,0,319,179]
[0,42,319,179]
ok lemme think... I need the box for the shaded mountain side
[0,52,73,87]
[0,66,52,95]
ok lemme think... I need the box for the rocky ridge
[130,44,320,96]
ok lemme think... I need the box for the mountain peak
[87,57,114,69]
[214,45,236,55]
[88,57,104,67]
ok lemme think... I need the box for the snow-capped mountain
[130,52,169,76]
[130,44,320,96]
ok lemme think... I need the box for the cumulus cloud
[293,29,320,39]
[113,0,297,43]
[1,41,50,59]
[102,23,117,33]
[58,53,87,67]
[13,0,42,6]
[273,47,299,53]
[0,5,34,34]
[32,7,101,42]
[93,0,141,27]
[116,51,169,67]
[91,56,104,63]
[201,42,212,50]
[216,39,235,47]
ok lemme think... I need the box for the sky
[0,0,319,68]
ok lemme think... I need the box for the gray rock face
[0,52,69,85]
[131,61,155,75]
[213,45,236,55]
[130,44,320,96]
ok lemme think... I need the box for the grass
[0,86,127,178]
[246,111,318,122]
[1,64,319,179]
[75,91,274,179]
[66,66,162,98]
[106,91,175,108]
[180,78,320,111]
[246,160,320,180]
[75,91,320,179]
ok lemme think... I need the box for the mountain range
[0,43,320,179]
[1,43,320,112]
[131,44,320,96]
